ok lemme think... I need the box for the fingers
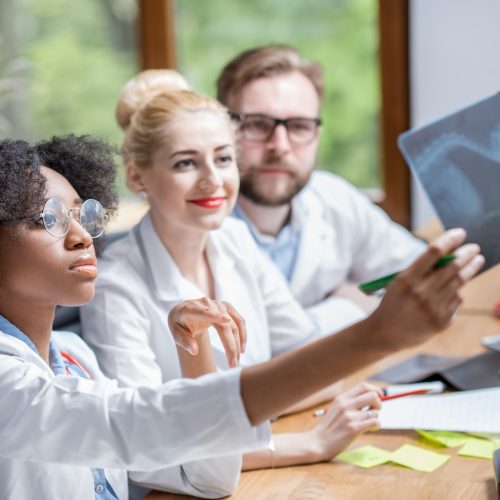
[340,382,384,400]
[177,298,233,328]
[213,301,248,368]
[403,228,466,280]
[458,254,485,282]
[333,384,382,412]
[351,390,382,411]
[430,243,481,292]
[223,301,248,354]
[213,320,239,368]
[337,405,380,435]
[168,299,247,367]
[354,408,381,432]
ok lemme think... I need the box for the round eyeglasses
[229,111,321,145]
[39,197,107,239]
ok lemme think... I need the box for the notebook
[398,92,500,271]
[379,386,500,433]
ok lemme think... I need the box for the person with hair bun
[80,71,483,498]
[115,69,190,131]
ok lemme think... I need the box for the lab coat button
[95,483,105,494]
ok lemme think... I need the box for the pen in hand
[312,388,430,417]
[358,254,456,295]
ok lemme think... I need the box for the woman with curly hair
[0,135,272,499]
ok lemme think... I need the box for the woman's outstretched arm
[170,228,483,426]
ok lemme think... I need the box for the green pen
[358,254,456,295]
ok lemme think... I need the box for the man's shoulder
[300,171,369,210]
[307,171,363,196]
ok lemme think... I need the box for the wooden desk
[147,266,500,500]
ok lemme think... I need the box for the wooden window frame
[138,0,411,227]
[138,0,176,69]
[377,0,410,228]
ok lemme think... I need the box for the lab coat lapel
[0,333,54,375]
[204,232,238,302]
[135,214,201,302]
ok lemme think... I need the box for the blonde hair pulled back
[116,69,231,168]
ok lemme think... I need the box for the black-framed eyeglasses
[38,197,107,239]
[229,111,321,145]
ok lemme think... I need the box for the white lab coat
[81,214,315,497]
[0,329,269,500]
[249,171,426,334]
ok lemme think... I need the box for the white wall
[409,0,500,229]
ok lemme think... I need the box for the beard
[238,163,312,206]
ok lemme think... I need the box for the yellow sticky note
[459,439,496,460]
[389,444,450,472]
[336,445,392,468]
[417,430,470,448]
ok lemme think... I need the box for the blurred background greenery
[0,0,379,196]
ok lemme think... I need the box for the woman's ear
[126,163,146,195]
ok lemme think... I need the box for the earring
[138,190,148,201]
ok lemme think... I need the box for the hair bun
[116,69,190,130]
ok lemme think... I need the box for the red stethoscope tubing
[60,351,92,379]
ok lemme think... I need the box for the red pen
[380,388,428,401]
[312,388,429,416]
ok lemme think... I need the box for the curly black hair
[0,135,119,252]
[0,139,46,224]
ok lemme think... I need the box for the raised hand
[371,228,484,351]
[168,297,247,368]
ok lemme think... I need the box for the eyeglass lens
[239,115,319,144]
[42,197,106,238]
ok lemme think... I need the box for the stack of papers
[380,387,500,433]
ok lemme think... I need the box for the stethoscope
[60,351,92,379]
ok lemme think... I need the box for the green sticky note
[336,445,392,468]
[389,444,450,472]
[458,439,497,460]
[467,432,500,445]
[417,430,470,448]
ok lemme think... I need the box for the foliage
[0,0,136,145]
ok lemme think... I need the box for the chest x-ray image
[399,93,500,271]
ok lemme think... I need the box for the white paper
[380,387,500,433]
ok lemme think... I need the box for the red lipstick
[189,197,226,209]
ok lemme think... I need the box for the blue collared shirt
[0,314,118,500]
[232,203,302,281]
